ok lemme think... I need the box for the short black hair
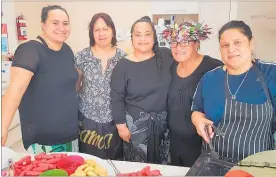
[88,13,117,47]
[41,5,69,23]
[219,20,253,41]
[140,16,151,22]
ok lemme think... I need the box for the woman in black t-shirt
[163,21,223,167]
[1,5,79,154]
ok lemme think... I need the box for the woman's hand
[192,111,214,143]
[116,123,131,143]
[75,68,83,92]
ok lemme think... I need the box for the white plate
[63,152,116,176]
[1,147,16,169]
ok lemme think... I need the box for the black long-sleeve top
[111,48,174,124]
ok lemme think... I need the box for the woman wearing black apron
[192,20,276,161]
[75,13,125,159]
[163,21,223,167]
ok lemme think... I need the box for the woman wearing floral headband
[163,21,223,167]
[192,21,276,161]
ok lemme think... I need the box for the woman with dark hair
[111,17,174,164]
[1,5,79,153]
[163,21,223,167]
[192,20,276,161]
[75,13,125,159]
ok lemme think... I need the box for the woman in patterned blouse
[74,13,126,159]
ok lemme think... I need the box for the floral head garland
[162,21,212,42]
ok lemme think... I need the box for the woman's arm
[1,67,33,146]
[191,76,214,143]
[191,111,214,143]
[2,42,40,146]
[75,67,83,92]
[111,60,130,142]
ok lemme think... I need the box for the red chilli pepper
[53,154,62,158]
[47,164,56,169]
[34,153,45,161]
[17,156,31,166]
[21,159,32,166]
[25,171,42,176]
[46,158,60,164]
[149,170,161,176]
[18,165,34,176]
[37,163,49,167]
[44,154,54,160]
[19,170,27,176]
[32,166,49,172]
[13,168,22,176]
[19,155,31,162]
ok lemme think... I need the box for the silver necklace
[226,69,249,100]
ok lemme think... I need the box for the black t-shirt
[111,47,174,124]
[12,38,79,149]
[168,56,223,140]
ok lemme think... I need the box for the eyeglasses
[170,41,190,48]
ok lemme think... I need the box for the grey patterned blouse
[74,47,126,123]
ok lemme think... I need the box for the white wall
[9,1,235,57]
[253,29,276,62]
[150,1,199,14]
[11,1,152,53]
[199,2,234,60]
[236,2,276,62]
[6,1,275,62]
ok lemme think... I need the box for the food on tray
[39,169,68,176]
[70,159,108,176]
[13,153,67,176]
[56,155,85,175]
[117,166,161,176]
[11,153,109,176]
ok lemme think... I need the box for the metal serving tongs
[5,158,14,176]
[205,125,225,160]
[107,159,121,175]
[212,125,225,137]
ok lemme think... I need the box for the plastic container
[39,169,68,176]
[185,152,238,176]
[56,155,84,175]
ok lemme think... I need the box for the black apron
[78,111,123,160]
[123,107,170,164]
[203,64,274,161]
